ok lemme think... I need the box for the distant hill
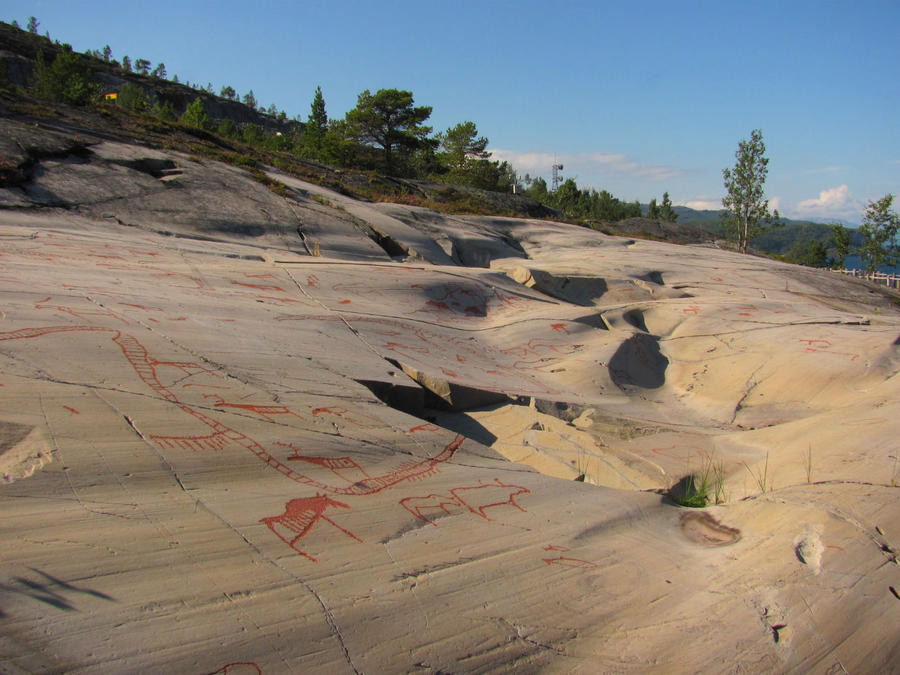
[0,21,297,134]
[643,204,863,257]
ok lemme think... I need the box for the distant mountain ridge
[665,204,858,229]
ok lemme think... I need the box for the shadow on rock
[609,334,668,389]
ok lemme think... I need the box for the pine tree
[308,86,328,136]
[180,97,211,130]
[659,192,678,222]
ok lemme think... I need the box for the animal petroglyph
[400,478,531,526]
[260,494,362,562]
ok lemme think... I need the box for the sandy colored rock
[1,127,899,673]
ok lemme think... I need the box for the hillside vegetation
[0,17,888,265]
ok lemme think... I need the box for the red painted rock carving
[400,478,531,525]
[260,494,362,562]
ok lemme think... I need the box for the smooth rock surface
[1,130,899,673]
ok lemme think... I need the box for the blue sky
[10,0,900,223]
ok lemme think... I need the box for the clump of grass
[744,451,773,493]
[803,444,813,484]
[575,449,591,482]
[669,453,727,507]
[310,193,345,210]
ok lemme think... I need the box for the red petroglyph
[207,663,262,675]
[826,544,845,551]
[502,338,582,359]
[512,358,556,373]
[799,339,832,347]
[260,494,362,561]
[232,281,288,293]
[682,306,700,314]
[280,435,464,496]
[401,478,531,525]
[399,493,466,525]
[0,324,468,494]
[153,431,232,452]
[456,354,466,363]
[119,303,162,311]
[254,295,302,304]
[452,480,531,519]
[543,557,598,569]
[409,423,441,434]
[382,341,431,364]
[543,544,570,552]
[203,395,307,423]
[154,272,208,290]
[307,274,320,288]
[339,299,352,304]
[486,369,503,375]
[245,273,279,280]
[0,325,113,342]
[168,316,188,321]
[441,368,459,378]
[413,283,532,321]
[286,451,372,484]
[551,323,569,333]
[711,277,723,282]
[35,297,128,324]
[88,253,127,260]
[62,405,79,414]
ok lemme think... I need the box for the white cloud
[676,196,780,214]
[489,149,685,182]
[800,165,847,175]
[794,184,864,222]
[679,199,722,211]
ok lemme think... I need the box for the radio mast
[551,157,564,192]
